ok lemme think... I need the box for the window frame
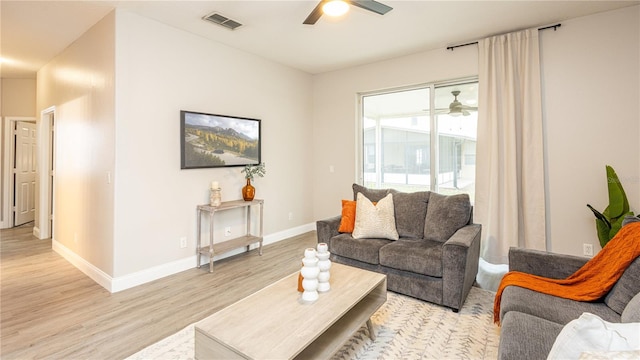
[356,76,478,194]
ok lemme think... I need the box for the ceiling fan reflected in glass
[303,0,393,25]
[436,90,478,117]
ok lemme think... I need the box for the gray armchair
[498,247,640,359]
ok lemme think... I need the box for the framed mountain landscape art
[180,110,261,169]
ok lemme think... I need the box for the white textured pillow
[547,313,640,360]
[352,193,399,240]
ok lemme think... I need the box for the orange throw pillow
[339,199,378,233]
[338,200,357,233]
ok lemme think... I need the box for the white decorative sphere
[302,256,318,267]
[317,243,328,253]
[304,248,317,259]
[318,271,330,283]
[301,260,320,279]
[302,278,319,291]
[301,287,319,302]
[318,260,332,272]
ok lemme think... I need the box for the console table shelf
[196,199,264,273]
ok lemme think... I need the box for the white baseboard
[263,222,316,246]
[33,226,41,238]
[53,223,317,293]
[111,256,197,293]
[52,239,114,291]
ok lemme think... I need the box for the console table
[196,199,264,273]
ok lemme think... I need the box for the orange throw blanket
[493,221,640,324]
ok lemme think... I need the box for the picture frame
[180,110,261,169]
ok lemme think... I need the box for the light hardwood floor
[1,224,317,359]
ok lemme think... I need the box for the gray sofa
[316,184,481,311]
[497,247,640,359]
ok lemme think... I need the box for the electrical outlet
[225,227,231,236]
[180,237,187,248]
[288,212,293,221]
[583,243,594,257]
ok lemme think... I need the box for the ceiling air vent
[203,12,242,30]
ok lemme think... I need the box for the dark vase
[242,178,255,201]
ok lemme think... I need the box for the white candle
[211,181,219,189]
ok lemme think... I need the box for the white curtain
[475,28,547,264]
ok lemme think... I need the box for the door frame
[34,107,55,239]
[1,116,36,229]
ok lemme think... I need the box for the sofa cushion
[352,183,390,202]
[392,191,430,239]
[379,239,443,277]
[498,311,563,360]
[329,233,391,265]
[353,184,430,239]
[352,193,399,241]
[621,292,640,323]
[424,193,471,242]
[604,257,640,314]
[499,286,621,325]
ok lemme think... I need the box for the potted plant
[241,163,266,201]
[587,165,635,248]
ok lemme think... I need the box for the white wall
[541,6,639,255]
[33,9,313,290]
[113,11,314,277]
[36,12,116,274]
[312,5,640,257]
[1,78,36,116]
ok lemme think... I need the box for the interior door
[14,121,37,226]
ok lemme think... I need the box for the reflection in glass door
[360,80,478,201]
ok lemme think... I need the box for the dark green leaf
[587,204,611,228]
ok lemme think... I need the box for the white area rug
[127,287,499,360]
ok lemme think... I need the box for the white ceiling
[2,0,638,78]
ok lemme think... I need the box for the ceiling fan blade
[350,0,393,15]
[303,1,326,25]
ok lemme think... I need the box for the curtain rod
[446,23,561,51]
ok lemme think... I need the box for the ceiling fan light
[323,0,349,17]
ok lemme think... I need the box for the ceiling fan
[438,90,478,116]
[303,0,393,25]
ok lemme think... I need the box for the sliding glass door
[359,79,478,200]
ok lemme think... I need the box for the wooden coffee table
[195,263,387,359]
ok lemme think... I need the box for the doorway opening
[35,107,56,239]
[2,116,36,230]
